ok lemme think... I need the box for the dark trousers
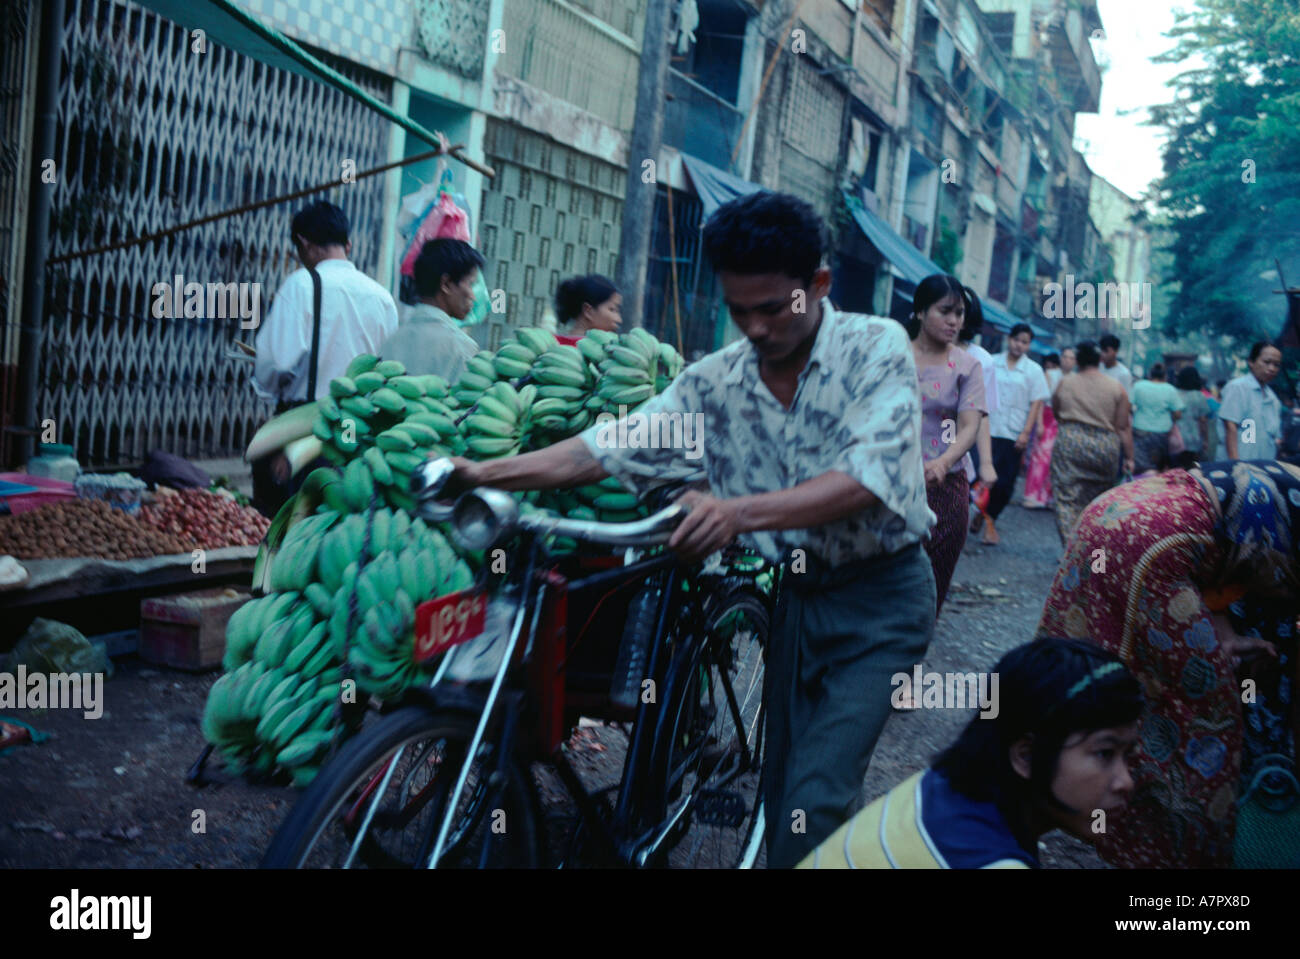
[763,544,936,868]
[986,437,1024,520]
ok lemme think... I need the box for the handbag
[1233,753,1300,867]
[1169,423,1186,456]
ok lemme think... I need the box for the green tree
[1149,0,1300,351]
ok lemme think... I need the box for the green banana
[345,354,380,378]
[375,359,406,378]
[353,371,387,393]
[370,388,406,414]
[375,429,416,452]
[493,354,532,379]
[363,445,395,486]
[515,327,555,356]
[329,376,358,398]
[466,435,520,458]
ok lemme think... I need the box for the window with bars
[783,60,844,170]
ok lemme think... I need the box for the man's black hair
[413,238,485,298]
[701,191,826,286]
[1075,341,1101,369]
[1009,322,1033,340]
[1175,366,1202,391]
[933,636,1143,817]
[1149,363,1166,380]
[1099,333,1121,352]
[1249,341,1277,362]
[291,200,349,246]
[1044,353,1061,367]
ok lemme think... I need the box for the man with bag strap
[250,200,398,515]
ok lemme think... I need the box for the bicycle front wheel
[261,706,543,869]
[659,589,768,868]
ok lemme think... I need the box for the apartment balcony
[496,0,641,130]
[663,69,745,172]
[1046,3,1101,112]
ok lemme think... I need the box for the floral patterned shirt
[580,300,935,565]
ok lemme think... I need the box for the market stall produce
[202,326,688,786]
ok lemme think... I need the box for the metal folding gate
[38,0,392,467]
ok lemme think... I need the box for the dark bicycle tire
[261,706,543,869]
[652,584,769,868]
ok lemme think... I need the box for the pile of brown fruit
[0,499,194,560]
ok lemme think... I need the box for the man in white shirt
[380,238,482,384]
[983,323,1050,544]
[1220,342,1284,459]
[251,200,399,513]
[1099,334,1133,394]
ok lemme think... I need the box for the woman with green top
[1174,365,1211,461]
[798,636,1142,869]
[1131,364,1184,474]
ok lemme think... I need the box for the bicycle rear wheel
[659,588,768,868]
[261,706,542,868]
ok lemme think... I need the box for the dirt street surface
[0,497,1103,869]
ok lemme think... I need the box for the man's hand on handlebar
[668,490,743,564]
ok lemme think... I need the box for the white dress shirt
[253,259,399,404]
[989,353,1050,440]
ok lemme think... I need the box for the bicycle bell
[452,488,520,551]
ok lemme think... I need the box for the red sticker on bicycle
[413,588,488,664]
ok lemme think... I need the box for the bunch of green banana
[526,342,602,441]
[339,517,473,699]
[572,475,647,523]
[462,381,532,460]
[451,350,501,407]
[202,653,346,786]
[593,328,667,415]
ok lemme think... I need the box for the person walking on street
[908,274,986,615]
[1059,346,1077,376]
[1022,353,1061,509]
[441,192,937,868]
[1174,366,1211,461]
[379,238,483,384]
[1220,343,1284,459]
[1049,341,1133,543]
[956,293,998,495]
[980,324,1049,545]
[1130,363,1184,474]
[554,274,623,346]
[1098,334,1133,395]
[251,200,398,515]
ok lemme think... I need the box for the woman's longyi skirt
[1050,420,1119,544]
[923,470,969,616]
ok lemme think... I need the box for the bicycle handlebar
[412,456,686,551]
[517,503,686,547]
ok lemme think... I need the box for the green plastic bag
[1,618,114,679]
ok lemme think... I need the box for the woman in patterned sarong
[1037,460,1300,867]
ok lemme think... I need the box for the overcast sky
[1073,0,1196,203]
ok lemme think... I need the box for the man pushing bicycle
[446,191,936,867]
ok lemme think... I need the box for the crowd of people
[246,191,1298,869]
